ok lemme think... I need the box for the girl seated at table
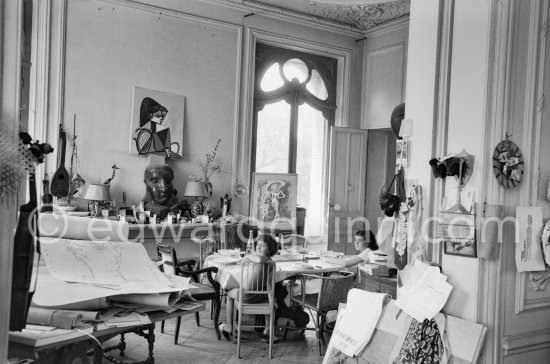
[219,233,278,340]
[343,229,380,267]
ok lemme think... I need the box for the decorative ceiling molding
[304,0,410,31]
[208,0,364,35]
[211,0,409,34]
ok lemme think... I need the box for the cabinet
[358,270,397,299]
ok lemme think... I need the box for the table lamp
[183,181,208,218]
[84,183,111,217]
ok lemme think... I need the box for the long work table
[9,303,205,364]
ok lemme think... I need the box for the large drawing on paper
[516,206,546,272]
[129,87,185,159]
[250,173,297,228]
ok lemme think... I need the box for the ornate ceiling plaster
[304,0,410,31]
[242,0,410,31]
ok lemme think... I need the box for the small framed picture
[442,237,477,257]
[439,212,477,258]
[396,139,408,167]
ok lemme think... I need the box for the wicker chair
[156,243,222,342]
[285,271,356,355]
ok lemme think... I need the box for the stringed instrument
[51,125,70,198]
[10,132,52,331]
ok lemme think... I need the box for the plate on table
[218,249,241,256]
[211,256,242,265]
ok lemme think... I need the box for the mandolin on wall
[50,125,70,198]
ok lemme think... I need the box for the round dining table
[203,250,347,290]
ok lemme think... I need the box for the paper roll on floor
[39,213,129,241]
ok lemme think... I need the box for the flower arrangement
[191,138,222,182]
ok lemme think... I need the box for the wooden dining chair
[285,271,356,355]
[156,243,222,343]
[232,260,276,359]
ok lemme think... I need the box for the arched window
[253,43,337,236]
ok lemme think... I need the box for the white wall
[42,0,363,214]
[405,0,490,322]
[403,0,439,210]
[362,21,408,130]
[441,0,491,322]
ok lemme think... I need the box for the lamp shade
[183,181,208,197]
[84,183,111,201]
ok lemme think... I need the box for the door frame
[326,126,369,253]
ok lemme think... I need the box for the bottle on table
[41,173,53,212]
[246,231,254,255]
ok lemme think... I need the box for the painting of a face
[150,109,167,125]
[145,168,174,205]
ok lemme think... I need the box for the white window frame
[233,28,351,217]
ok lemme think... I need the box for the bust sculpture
[142,163,181,219]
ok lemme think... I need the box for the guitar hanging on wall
[10,132,53,331]
[50,125,70,198]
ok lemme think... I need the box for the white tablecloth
[204,253,346,289]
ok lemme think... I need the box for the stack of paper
[394,260,453,322]
[368,251,388,263]
[330,289,386,357]
[360,263,395,277]
[33,238,191,310]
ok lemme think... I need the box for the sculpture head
[144,164,175,206]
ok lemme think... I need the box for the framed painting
[439,212,477,258]
[442,238,477,258]
[250,173,298,230]
[129,87,185,159]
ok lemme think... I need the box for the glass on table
[291,237,298,255]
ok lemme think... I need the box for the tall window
[253,44,337,236]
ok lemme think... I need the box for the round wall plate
[233,183,248,198]
[492,139,524,188]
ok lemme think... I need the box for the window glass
[306,69,328,100]
[296,104,326,236]
[255,101,291,173]
[253,43,337,240]
[260,63,284,92]
[283,58,308,83]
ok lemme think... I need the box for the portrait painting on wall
[250,173,298,230]
[129,87,185,159]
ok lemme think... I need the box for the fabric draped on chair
[233,260,276,359]
[156,243,222,343]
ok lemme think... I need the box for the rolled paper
[478,204,503,260]
[27,307,82,329]
[39,213,129,242]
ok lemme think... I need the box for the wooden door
[326,127,369,254]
